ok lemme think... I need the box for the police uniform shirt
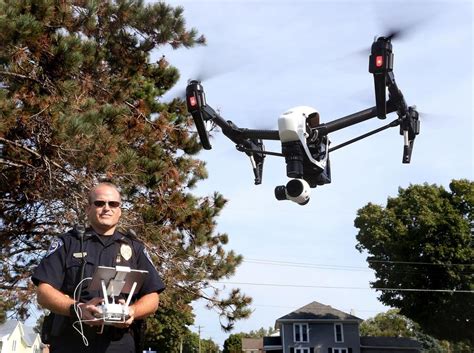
[32,228,166,303]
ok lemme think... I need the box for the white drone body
[277,106,330,205]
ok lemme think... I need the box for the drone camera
[274,178,311,205]
[282,141,305,178]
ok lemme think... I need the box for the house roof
[23,325,38,346]
[0,320,20,339]
[0,320,39,347]
[242,337,263,350]
[276,301,363,323]
[360,336,422,349]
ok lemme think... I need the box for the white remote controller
[96,303,130,323]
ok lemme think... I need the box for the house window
[328,348,348,353]
[296,348,310,353]
[12,339,17,351]
[294,323,309,342]
[334,323,344,342]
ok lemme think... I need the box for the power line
[241,258,474,277]
[217,281,474,294]
[251,303,382,313]
[243,258,370,272]
[243,257,474,269]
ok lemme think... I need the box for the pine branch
[0,137,76,180]
[0,158,32,168]
[0,70,42,85]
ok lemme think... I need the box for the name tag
[73,252,87,259]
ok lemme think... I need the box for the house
[275,301,363,353]
[0,320,43,353]
[242,337,264,352]
[244,301,421,353]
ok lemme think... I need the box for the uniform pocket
[63,256,98,297]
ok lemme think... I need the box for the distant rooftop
[360,336,423,349]
[0,320,39,347]
[276,301,363,322]
[242,337,263,350]
[0,320,19,338]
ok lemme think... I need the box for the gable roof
[0,320,20,339]
[0,320,39,347]
[276,301,363,323]
[23,325,39,346]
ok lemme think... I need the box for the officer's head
[86,182,122,235]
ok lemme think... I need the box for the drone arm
[385,72,420,163]
[386,71,407,115]
[317,101,397,136]
[199,104,276,185]
[201,104,280,142]
[318,72,419,162]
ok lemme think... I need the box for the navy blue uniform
[32,228,165,353]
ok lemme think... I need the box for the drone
[185,36,420,205]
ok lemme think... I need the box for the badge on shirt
[46,238,63,257]
[120,244,132,261]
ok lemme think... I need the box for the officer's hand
[77,297,104,326]
[112,299,135,329]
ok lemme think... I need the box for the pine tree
[0,0,251,347]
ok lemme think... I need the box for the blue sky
[158,0,473,347]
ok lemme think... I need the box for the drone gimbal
[185,36,420,205]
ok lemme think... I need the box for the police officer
[32,182,166,353]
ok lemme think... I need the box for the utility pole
[196,325,204,353]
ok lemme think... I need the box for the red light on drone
[376,55,384,68]
[189,96,197,107]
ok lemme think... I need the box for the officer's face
[87,185,122,235]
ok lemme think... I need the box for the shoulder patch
[46,238,64,257]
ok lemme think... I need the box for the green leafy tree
[361,310,473,353]
[360,309,416,337]
[0,0,251,347]
[143,330,220,353]
[182,331,200,353]
[243,326,278,338]
[200,337,221,353]
[222,333,242,353]
[355,180,474,343]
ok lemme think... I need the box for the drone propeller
[172,71,216,100]
[384,29,403,41]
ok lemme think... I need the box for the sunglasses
[92,200,121,208]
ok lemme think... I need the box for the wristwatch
[69,303,79,319]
